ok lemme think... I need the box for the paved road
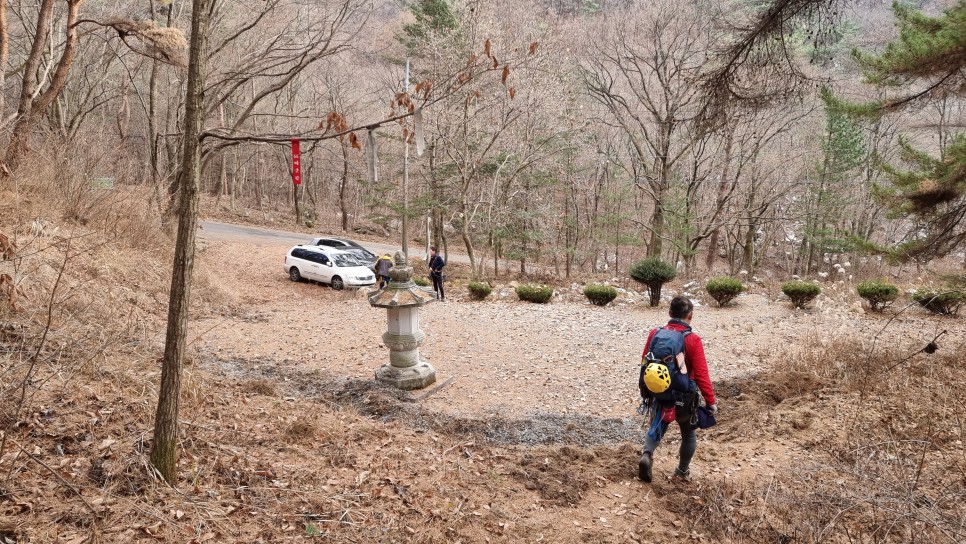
[198,220,466,263]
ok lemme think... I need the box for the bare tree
[4,0,85,172]
[150,0,210,484]
[583,2,717,258]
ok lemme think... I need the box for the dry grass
[284,418,319,441]
[688,328,966,543]
[242,378,277,396]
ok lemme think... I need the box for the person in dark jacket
[638,295,717,483]
[428,246,445,301]
[374,254,393,289]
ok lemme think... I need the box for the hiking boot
[638,452,653,483]
[671,467,691,482]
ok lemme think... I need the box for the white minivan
[284,245,376,290]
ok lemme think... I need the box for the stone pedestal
[369,252,436,390]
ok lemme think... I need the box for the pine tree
[401,0,459,47]
[800,97,866,273]
[847,1,966,261]
[716,0,966,261]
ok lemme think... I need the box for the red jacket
[643,320,716,406]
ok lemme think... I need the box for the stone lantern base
[375,361,436,390]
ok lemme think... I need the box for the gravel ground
[191,237,953,424]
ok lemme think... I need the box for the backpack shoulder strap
[643,327,662,361]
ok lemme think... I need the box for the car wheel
[331,276,344,290]
[289,267,302,282]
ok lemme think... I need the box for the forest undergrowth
[1,184,964,543]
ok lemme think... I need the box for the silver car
[308,237,377,267]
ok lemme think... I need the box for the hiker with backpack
[638,295,717,483]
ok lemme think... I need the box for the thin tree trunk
[705,126,735,271]
[151,0,210,484]
[340,144,349,232]
[460,204,475,273]
[0,0,9,122]
[648,186,666,258]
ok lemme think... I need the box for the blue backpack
[640,327,693,402]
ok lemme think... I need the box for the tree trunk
[340,144,349,232]
[5,0,54,170]
[460,202,476,273]
[0,0,9,122]
[648,284,661,307]
[429,143,443,250]
[705,126,736,272]
[6,0,82,172]
[648,188,666,258]
[151,0,210,484]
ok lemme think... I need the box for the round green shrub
[629,257,677,307]
[705,277,744,307]
[515,284,554,304]
[912,288,965,316]
[583,284,618,306]
[781,280,821,309]
[413,277,430,287]
[856,280,899,312]
[467,281,492,301]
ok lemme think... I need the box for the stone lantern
[368,251,437,390]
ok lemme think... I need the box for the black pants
[431,272,444,300]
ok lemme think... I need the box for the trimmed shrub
[516,284,554,303]
[467,281,492,301]
[912,288,965,316]
[856,280,899,312]
[413,277,430,287]
[629,257,676,307]
[584,284,618,306]
[782,280,821,309]
[705,277,744,307]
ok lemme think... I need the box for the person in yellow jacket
[374,254,393,289]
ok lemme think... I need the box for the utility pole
[402,57,410,260]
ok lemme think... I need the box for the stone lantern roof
[368,251,436,308]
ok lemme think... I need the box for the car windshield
[348,248,374,260]
[332,254,364,267]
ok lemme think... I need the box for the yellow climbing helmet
[643,363,671,394]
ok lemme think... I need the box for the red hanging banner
[291,138,302,185]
